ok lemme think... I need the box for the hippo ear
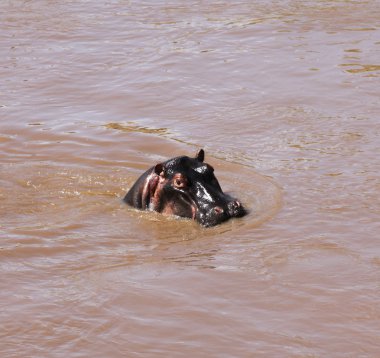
[196,149,205,162]
[154,163,164,176]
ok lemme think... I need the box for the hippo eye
[173,175,187,189]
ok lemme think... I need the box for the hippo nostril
[214,206,224,215]
[228,200,239,210]
[227,200,244,216]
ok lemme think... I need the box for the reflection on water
[105,122,169,135]
[1,0,380,357]
[340,63,380,74]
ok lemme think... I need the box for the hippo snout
[227,200,246,217]
[198,200,246,227]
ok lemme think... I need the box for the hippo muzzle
[124,149,246,227]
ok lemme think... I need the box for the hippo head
[146,149,246,227]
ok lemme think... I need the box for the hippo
[124,149,246,227]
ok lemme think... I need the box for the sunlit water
[1,1,379,357]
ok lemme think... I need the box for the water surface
[1,1,379,357]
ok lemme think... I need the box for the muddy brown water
[1,1,380,357]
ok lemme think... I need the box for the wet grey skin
[124,149,246,227]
